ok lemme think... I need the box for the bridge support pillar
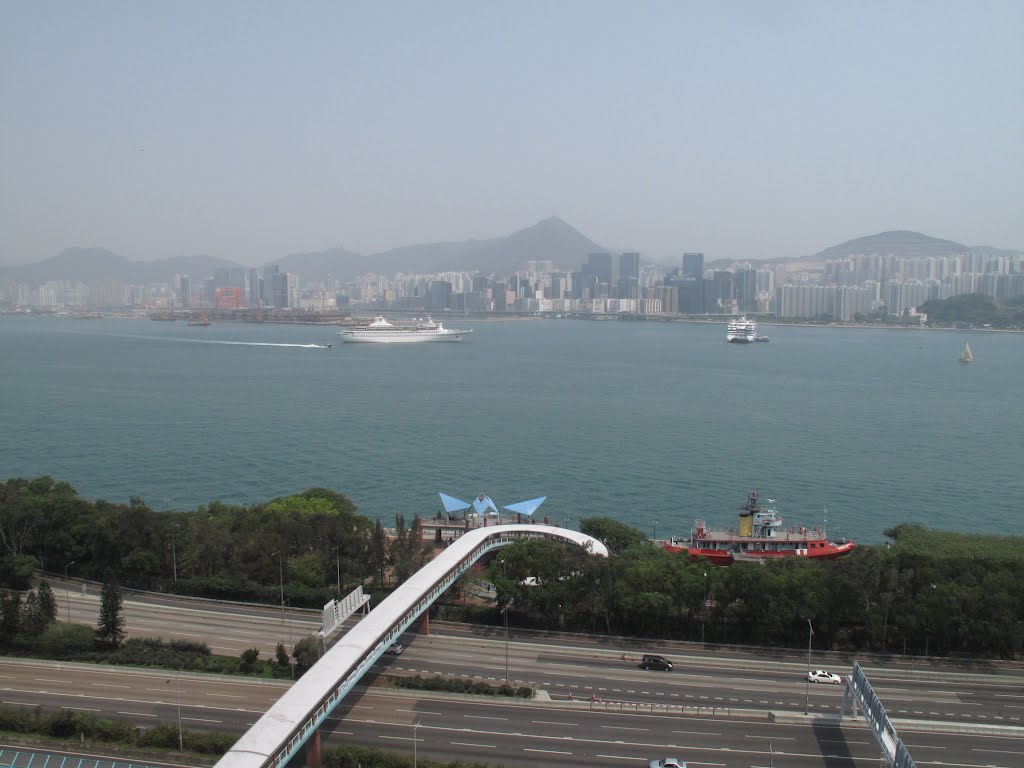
[419,611,430,635]
[304,730,322,768]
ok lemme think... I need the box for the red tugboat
[662,491,855,565]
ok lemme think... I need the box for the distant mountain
[0,247,244,285]
[811,230,969,261]
[272,217,608,282]
[4,225,1017,286]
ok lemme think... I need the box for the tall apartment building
[589,252,610,290]
[179,276,192,307]
[682,252,704,278]
[618,252,640,299]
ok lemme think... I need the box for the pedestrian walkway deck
[214,523,607,768]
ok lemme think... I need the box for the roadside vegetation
[380,673,532,698]
[3,476,1024,661]
[0,704,490,767]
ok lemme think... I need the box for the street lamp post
[63,560,76,622]
[335,545,342,595]
[701,570,708,644]
[804,618,814,714]
[174,673,183,750]
[270,551,285,623]
[413,720,420,768]
[170,528,178,583]
[501,598,514,687]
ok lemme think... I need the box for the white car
[649,760,686,768]
[807,669,842,684]
[385,642,404,655]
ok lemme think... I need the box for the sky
[1,1,1022,268]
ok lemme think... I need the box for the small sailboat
[959,340,974,364]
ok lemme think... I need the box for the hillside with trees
[920,293,1024,329]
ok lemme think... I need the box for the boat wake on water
[185,340,332,348]
[144,336,332,349]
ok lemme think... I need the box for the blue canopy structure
[472,493,499,516]
[503,497,547,517]
[438,493,471,513]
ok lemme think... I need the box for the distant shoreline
[3,310,1021,334]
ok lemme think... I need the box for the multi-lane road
[9,580,1023,768]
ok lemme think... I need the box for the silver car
[649,760,686,768]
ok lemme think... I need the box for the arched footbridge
[215,524,608,768]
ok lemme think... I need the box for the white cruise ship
[726,316,757,343]
[338,316,472,344]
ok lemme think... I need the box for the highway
[24,581,1024,767]
[1,657,1021,768]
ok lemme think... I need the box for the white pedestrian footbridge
[215,524,608,768]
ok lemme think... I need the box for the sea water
[3,315,1021,545]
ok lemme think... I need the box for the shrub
[138,723,181,749]
[38,622,97,657]
[240,647,260,673]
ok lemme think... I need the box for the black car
[639,654,672,671]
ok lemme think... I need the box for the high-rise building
[735,269,758,312]
[247,268,261,307]
[426,280,452,311]
[682,252,704,278]
[618,252,640,299]
[585,252,613,291]
[179,276,192,308]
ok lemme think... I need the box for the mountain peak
[813,230,969,260]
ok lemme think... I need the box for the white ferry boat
[726,316,757,343]
[338,316,472,344]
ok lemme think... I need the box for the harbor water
[3,315,1022,545]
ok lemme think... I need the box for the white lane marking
[93,683,132,689]
[673,730,723,736]
[465,715,508,720]
[183,717,223,723]
[207,693,246,698]
[35,678,70,683]
[396,708,443,715]
[601,725,648,732]
[531,720,578,726]
[118,711,157,717]
[524,748,572,755]
[451,742,496,748]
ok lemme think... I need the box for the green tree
[96,580,125,648]
[21,590,49,636]
[289,552,326,589]
[0,590,21,643]
[370,520,387,587]
[240,647,260,674]
[275,641,289,669]
[293,634,325,675]
[579,517,648,554]
[36,581,58,624]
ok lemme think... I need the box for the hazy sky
[2,1,1022,268]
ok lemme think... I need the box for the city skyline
[2,3,1023,267]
